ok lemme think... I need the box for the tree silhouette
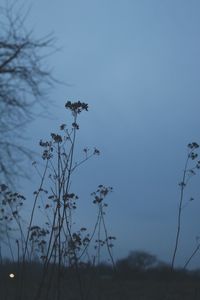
[117,250,157,272]
[0,2,55,185]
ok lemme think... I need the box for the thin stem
[171,154,190,270]
[183,244,200,269]
[17,157,49,300]
[100,204,116,270]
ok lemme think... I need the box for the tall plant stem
[171,156,189,270]
[100,204,116,271]
[16,158,49,300]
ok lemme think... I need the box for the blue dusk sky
[2,0,200,268]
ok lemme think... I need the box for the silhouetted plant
[4,101,116,300]
[0,184,26,262]
[171,142,200,270]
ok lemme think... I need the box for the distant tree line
[1,250,200,283]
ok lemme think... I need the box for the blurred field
[1,261,200,300]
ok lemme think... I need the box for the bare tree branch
[0,1,57,185]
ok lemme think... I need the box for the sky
[2,0,200,269]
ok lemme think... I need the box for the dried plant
[171,142,200,270]
[0,101,115,300]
